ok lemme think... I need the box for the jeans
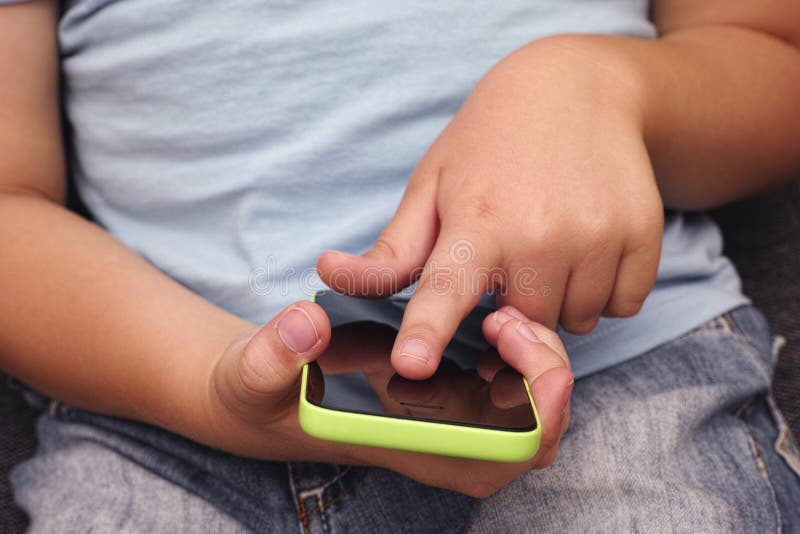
[11,306,800,533]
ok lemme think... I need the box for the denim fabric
[12,306,800,533]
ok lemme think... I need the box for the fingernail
[494,310,515,325]
[501,306,527,321]
[277,308,319,354]
[562,375,574,414]
[515,321,541,343]
[399,339,430,363]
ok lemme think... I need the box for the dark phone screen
[305,322,537,432]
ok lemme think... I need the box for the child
[1,0,799,531]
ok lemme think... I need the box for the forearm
[637,25,798,209]
[0,191,252,439]
[528,27,800,210]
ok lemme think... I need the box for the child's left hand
[318,37,664,379]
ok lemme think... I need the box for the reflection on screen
[305,322,536,431]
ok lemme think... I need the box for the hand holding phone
[208,300,572,496]
[299,311,572,462]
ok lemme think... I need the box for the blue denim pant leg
[11,407,472,533]
[12,306,800,533]
[11,403,298,533]
[10,409,251,532]
[456,306,800,533]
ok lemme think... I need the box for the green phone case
[298,364,542,462]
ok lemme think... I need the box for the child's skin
[0,0,798,498]
[318,3,800,380]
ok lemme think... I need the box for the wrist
[493,34,649,137]
[140,316,255,449]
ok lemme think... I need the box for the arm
[550,0,800,210]
[0,0,251,440]
[318,0,800,370]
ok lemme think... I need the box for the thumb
[493,315,573,468]
[316,167,438,297]
[214,302,331,422]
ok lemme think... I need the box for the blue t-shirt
[11,0,748,377]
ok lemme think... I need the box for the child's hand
[318,39,664,379]
[203,301,572,497]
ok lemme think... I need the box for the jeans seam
[288,463,364,533]
[718,312,773,384]
[294,467,353,534]
[725,312,800,478]
[48,399,61,416]
[766,396,800,479]
[298,465,354,498]
[737,397,783,534]
[298,478,361,521]
[288,462,312,534]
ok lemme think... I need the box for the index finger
[391,227,502,379]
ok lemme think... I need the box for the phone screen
[305,322,537,432]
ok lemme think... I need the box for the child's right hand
[202,301,573,498]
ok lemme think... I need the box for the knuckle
[325,265,358,294]
[641,201,665,226]
[562,314,599,335]
[237,344,274,394]
[606,298,643,318]
[536,327,568,357]
[497,318,527,343]
[560,300,603,334]
[372,236,401,262]
[238,335,288,394]
[627,229,657,255]
[580,213,615,242]
[628,207,664,243]
[504,260,542,298]
[517,223,553,252]
[398,321,441,347]
[498,315,568,361]
[463,197,503,226]
[417,263,461,297]
[359,263,404,296]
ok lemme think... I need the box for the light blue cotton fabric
[44,0,747,378]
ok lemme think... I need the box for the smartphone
[298,320,541,462]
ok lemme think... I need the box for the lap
[12,307,800,533]
[12,411,250,533]
[467,308,800,533]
